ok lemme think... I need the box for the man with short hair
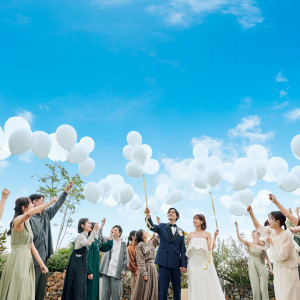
[100,225,129,300]
[29,182,73,300]
[145,207,187,300]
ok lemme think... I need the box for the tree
[33,162,85,252]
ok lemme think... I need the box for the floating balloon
[232,180,248,191]
[207,169,222,187]
[229,201,248,216]
[193,158,207,174]
[291,166,300,182]
[127,131,142,147]
[119,184,134,205]
[79,157,95,177]
[67,143,89,164]
[291,135,300,160]
[132,145,148,164]
[48,133,68,162]
[142,144,152,160]
[8,128,32,155]
[144,159,160,175]
[104,191,118,207]
[221,163,235,183]
[106,174,124,187]
[234,158,257,187]
[129,194,142,210]
[31,131,52,160]
[247,145,268,161]
[206,156,222,170]
[4,116,31,136]
[126,161,144,177]
[193,144,209,159]
[123,145,134,161]
[193,175,208,189]
[80,137,95,153]
[84,182,103,203]
[98,179,112,196]
[238,189,254,207]
[278,173,299,193]
[56,125,77,151]
[267,157,288,183]
[166,189,183,205]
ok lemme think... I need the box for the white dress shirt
[107,240,122,277]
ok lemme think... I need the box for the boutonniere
[177,229,183,236]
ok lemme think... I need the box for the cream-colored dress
[260,227,300,300]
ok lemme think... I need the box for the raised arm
[269,194,298,225]
[0,188,10,219]
[145,208,160,233]
[255,228,266,247]
[235,222,249,246]
[77,224,99,248]
[247,206,261,230]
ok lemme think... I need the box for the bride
[186,214,225,300]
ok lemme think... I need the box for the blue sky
[1,0,300,248]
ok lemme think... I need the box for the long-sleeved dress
[127,243,138,296]
[62,230,97,300]
[131,237,159,300]
[86,232,113,300]
[0,220,35,300]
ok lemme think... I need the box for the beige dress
[268,229,300,300]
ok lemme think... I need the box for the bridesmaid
[0,196,55,300]
[127,230,138,297]
[235,221,272,300]
[86,219,113,300]
[248,201,300,300]
[62,218,99,300]
[131,229,159,300]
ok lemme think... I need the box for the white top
[107,240,122,277]
[186,237,209,258]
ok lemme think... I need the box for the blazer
[147,217,187,269]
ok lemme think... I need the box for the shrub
[48,243,73,272]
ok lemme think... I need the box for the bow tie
[169,224,177,227]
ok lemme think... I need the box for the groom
[145,207,187,300]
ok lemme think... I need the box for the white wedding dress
[187,238,225,300]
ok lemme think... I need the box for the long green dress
[86,239,113,300]
[0,220,35,300]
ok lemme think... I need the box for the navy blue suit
[147,217,187,300]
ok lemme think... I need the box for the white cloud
[275,72,288,82]
[228,115,274,143]
[18,151,32,163]
[146,0,263,30]
[284,108,300,121]
[0,160,10,172]
[17,109,33,123]
[273,101,288,110]
[279,89,288,98]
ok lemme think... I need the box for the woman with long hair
[131,229,159,300]
[127,230,138,296]
[0,196,56,299]
[248,200,300,300]
[235,222,272,300]
[62,218,99,300]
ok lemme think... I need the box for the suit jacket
[147,217,187,269]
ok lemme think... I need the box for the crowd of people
[0,183,300,300]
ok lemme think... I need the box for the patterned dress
[131,237,159,300]
[0,220,35,300]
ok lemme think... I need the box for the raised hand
[50,197,58,205]
[156,216,161,224]
[101,218,106,228]
[65,182,73,193]
[93,223,99,232]
[269,194,277,203]
[144,207,150,217]
[247,206,252,214]
[1,188,10,200]
[234,221,238,227]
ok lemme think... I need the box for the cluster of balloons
[123,131,160,178]
[0,116,95,178]
[84,174,142,210]
[229,189,254,216]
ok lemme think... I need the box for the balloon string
[209,191,218,230]
[143,174,148,208]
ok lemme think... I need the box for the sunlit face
[33,197,45,207]
[112,227,121,238]
[193,217,201,227]
[168,209,177,222]
[251,231,256,239]
[268,215,279,229]
[82,219,92,232]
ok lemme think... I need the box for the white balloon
[166,189,183,205]
[234,158,257,187]
[221,163,235,183]
[232,180,248,191]
[56,125,77,151]
[232,192,240,202]
[220,195,233,208]
[206,156,222,169]
[80,137,95,153]
[67,143,89,164]
[0,127,6,149]
[104,191,118,207]
[247,145,268,161]
[193,144,209,159]
[84,182,103,203]
[142,144,152,160]
[98,179,112,196]
[79,157,95,177]
[229,202,248,216]
[126,161,144,178]
[48,133,68,162]
[132,145,148,164]
[267,157,288,183]
[123,145,134,161]
[253,160,267,180]
[155,185,169,199]
[278,173,300,193]
[8,128,32,155]
[207,169,222,187]
[145,159,160,175]
[112,188,121,204]
[291,135,300,160]
[0,143,11,160]
[119,184,134,205]
[193,175,208,189]
[291,166,300,182]
[106,174,124,187]
[129,194,142,210]
[31,131,52,160]
[238,189,254,207]
[4,116,31,136]
[193,158,207,174]
[127,131,142,147]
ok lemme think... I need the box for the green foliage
[0,253,8,278]
[33,163,84,252]
[48,242,74,272]
[0,226,7,254]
